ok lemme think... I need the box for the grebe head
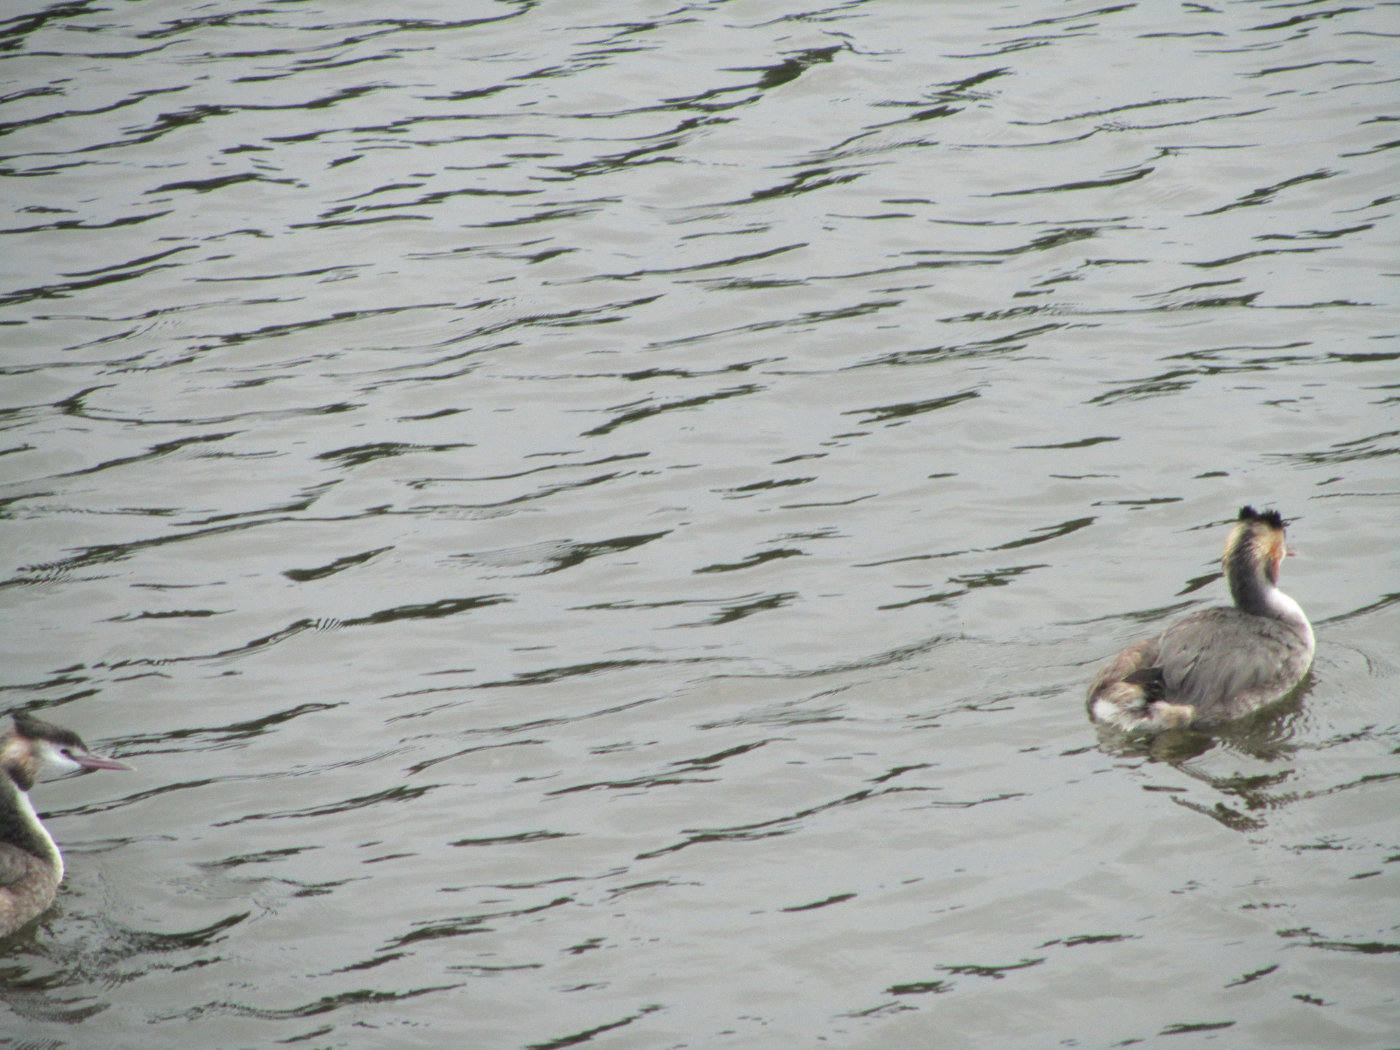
[1225,505,1287,584]
[3,713,133,791]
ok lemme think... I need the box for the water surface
[2,1,1398,1047]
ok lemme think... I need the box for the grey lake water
[2,1,1398,1047]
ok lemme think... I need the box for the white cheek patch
[33,742,86,779]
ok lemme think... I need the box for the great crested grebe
[1,713,132,937]
[1087,506,1315,732]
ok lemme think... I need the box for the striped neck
[1226,546,1310,645]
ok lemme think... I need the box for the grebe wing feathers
[1157,607,1307,719]
[1086,636,1159,696]
[0,842,36,890]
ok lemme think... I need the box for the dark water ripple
[2,1,1399,1047]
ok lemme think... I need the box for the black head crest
[11,711,88,751]
[1238,506,1285,530]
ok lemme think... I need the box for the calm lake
[2,1,1397,1047]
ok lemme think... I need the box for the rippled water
[2,1,1398,1046]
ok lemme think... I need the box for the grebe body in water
[1,713,133,937]
[1088,507,1314,732]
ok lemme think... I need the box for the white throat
[1264,584,1314,651]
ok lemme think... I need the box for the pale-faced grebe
[1087,506,1314,732]
[1,713,133,937]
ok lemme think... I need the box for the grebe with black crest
[1087,507,1314,732]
